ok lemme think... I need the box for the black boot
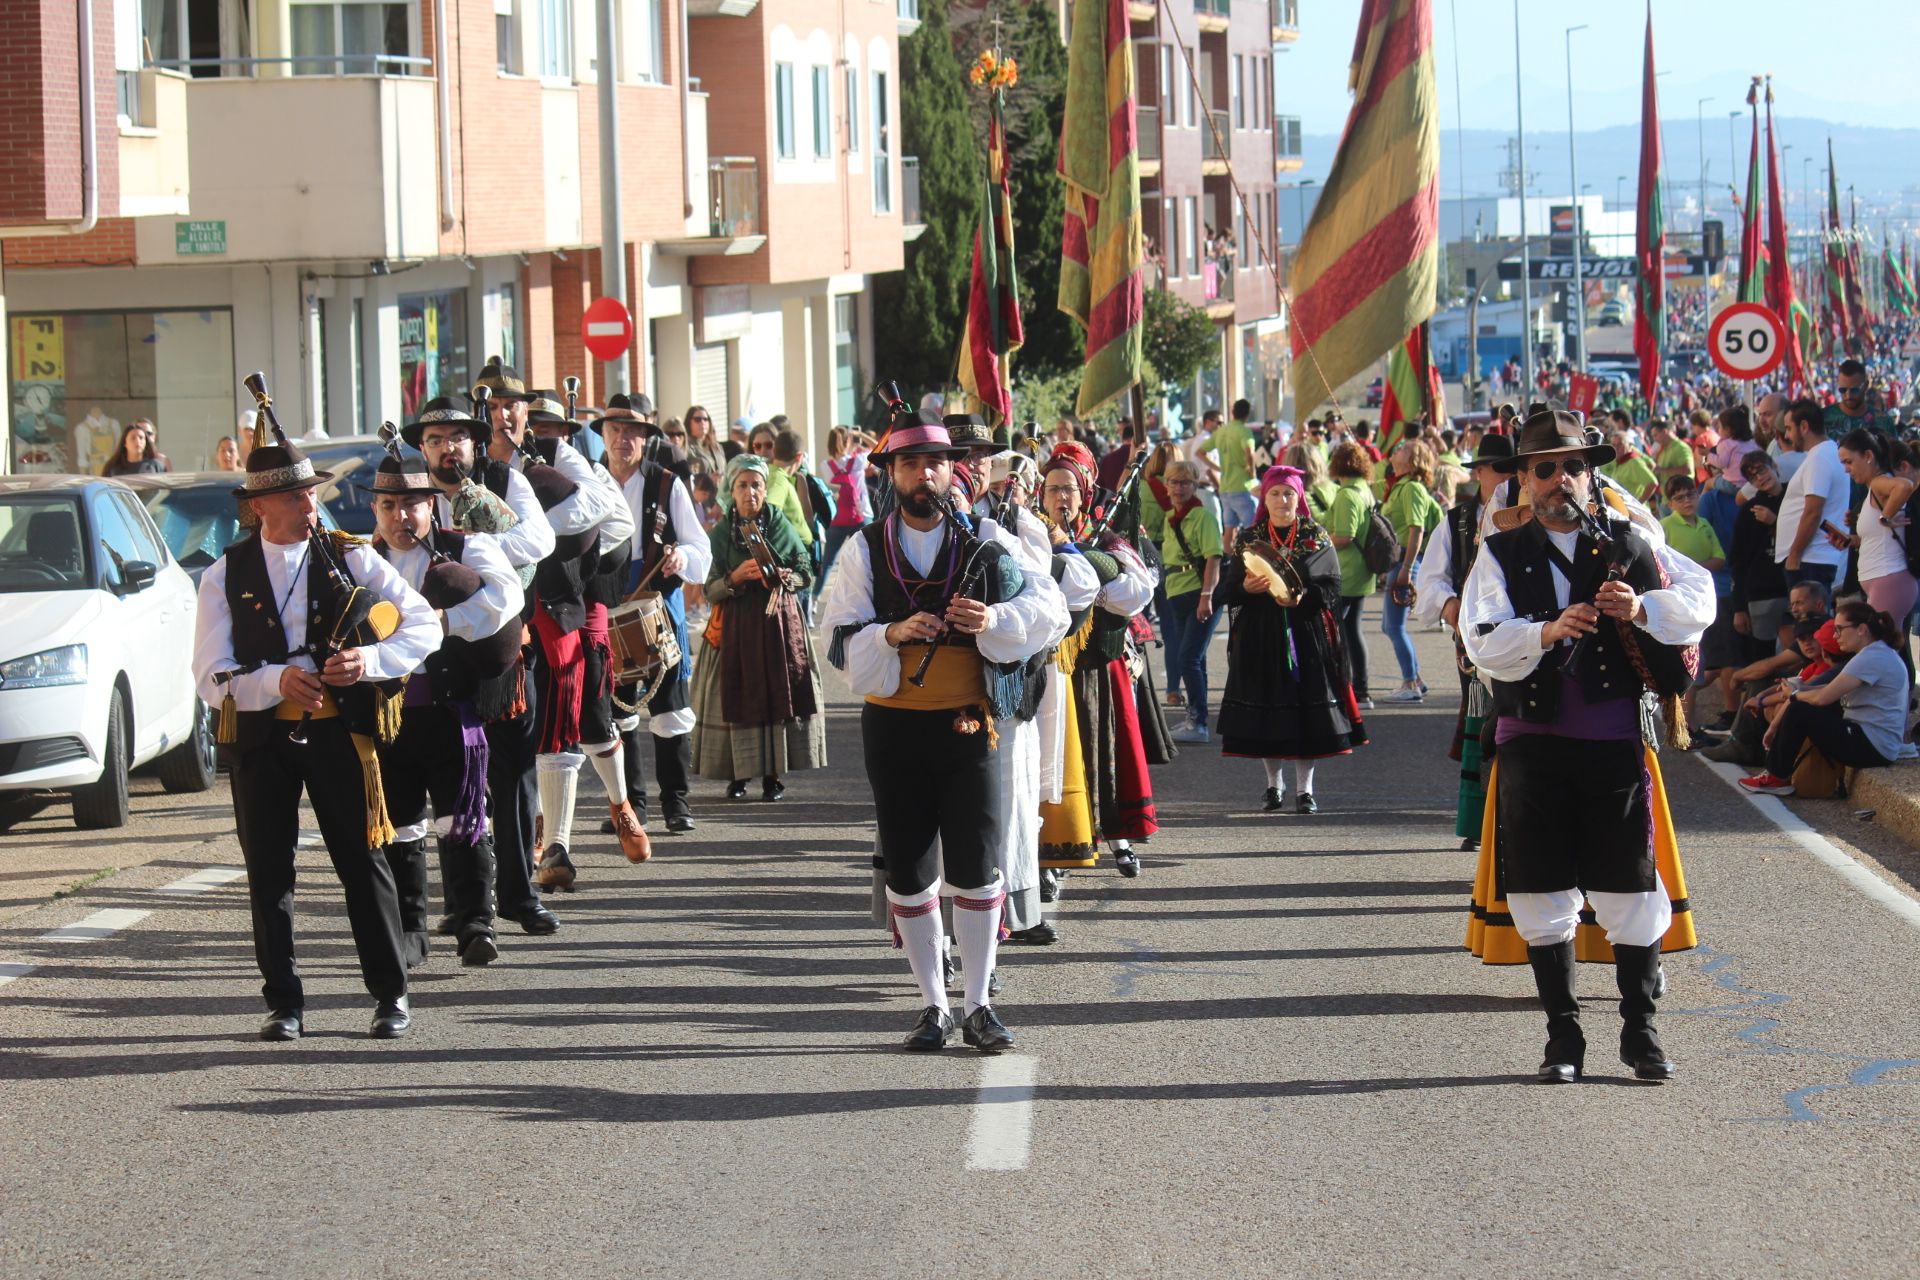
[1614,943,1676,1081]
[657,732,695,832]
[441,833,498,936]
[381,838,431,969]
[1526,941,1584,1083]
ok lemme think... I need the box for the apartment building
[0,0,919,474]
[1131,0,1295,421]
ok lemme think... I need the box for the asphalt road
[5,613,1920,1277]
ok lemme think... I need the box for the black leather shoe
[726,780,749,799]
[762,778,785,801]
[370,997,411,1039]
[1296,793,1319,815]
[961,1005,1015,1053]
[902,1005,955,1052]
[1536,1060,1581,1084]
[1039,869,1061,903]
[459,931,499,967]
[1622,1049,1677,1081]
[942,950,958,989]
[1010,921,1059,945]
[504,904,560,935]
[988,968,1004,998]
[1114,847,1140,878]
[666,815,696,834]
[259,1010,303,1041]
[1262,787,1283,812]
[1460,838,1480,852]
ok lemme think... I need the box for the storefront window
[398,289,470,419]
[833,295,860,426]
[7,309,235,474]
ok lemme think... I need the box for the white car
[0,476,214,828]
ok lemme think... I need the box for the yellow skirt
[1466,747,1697,965]
[1039,672,1097,867]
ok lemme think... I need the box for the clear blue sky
[1277,0,1920,139]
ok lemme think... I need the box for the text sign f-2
[1708,302,1787,380]
[581,296,633,362]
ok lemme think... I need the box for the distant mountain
[1298,118,1920,217]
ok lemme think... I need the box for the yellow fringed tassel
[1664,692,1690,752]
[216,692,238,745]
[351,732,397,849]
[376,685,405,745]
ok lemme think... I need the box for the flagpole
[1565,23,1588,374]
[1513,0,1533,399]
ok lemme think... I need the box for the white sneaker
[1898,741,1919,761]
[1385,686,1425,703]
[1170,718,1212,744]
[1358,697,1375,710]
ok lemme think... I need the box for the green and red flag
[1057,0,1143,417]
[1287,0,1439,415]
[1822,140,1851,352]
[1736,80,1765,305]
[956,86,1025,425]
[1377,322,1445,454]
[1845,191,1874,349]
[1762,79,1810,389]
[1883,242,1915,318]
[1631,6,1666,404]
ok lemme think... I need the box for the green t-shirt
[1305,478,1340,524]
[1140,494,1168,544]
[1326,478,1378,597]
[1659,512,1724,569]
[1201,421,1258,494]
[1653,438,1693,478]
[1381,476,1443,545]
[1159,503,1223,599]
[1600,453,1660,503]
[764,467,814,545]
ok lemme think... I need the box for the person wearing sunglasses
[1823,358,1892,442]
[1740,601,1910,795]
[1461,408,1715,1085]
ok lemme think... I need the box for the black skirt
[1216,595,1368,759]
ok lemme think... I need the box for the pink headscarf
[1259,465,1308,509]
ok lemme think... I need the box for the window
[397,289,471,420]
[1186,56,1197,127]
[1163,197,1178,277]
[845,66,860,152]
[538,0,571,79]
[1184,196,1199,277]
[6,308,237,474]
[1232,54,1243,128]
[833,295,860,424]
[90,490,146,589]
[110,491,168,568]
[775,62,796,160]
[812,66,831,159]
[495,0,517,73]
[290,1,410,75]
[1158,44,1172,120]
[1236,202,1247,270]
[872,70,892,211]
[631,0,664,82]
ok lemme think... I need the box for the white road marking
[0,963,38,990]
[41,909,152,942]
[965,1054,1037,1172]
[1702,759,1920,933]
[157,867,245,894]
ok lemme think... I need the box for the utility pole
[596,0,629,396]
[1565,23,1587,373]
[1513,0,1533,398]
[1696,97,1711,231]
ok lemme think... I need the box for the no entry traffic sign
[582,296,633,362]
[1707,303,1786,381]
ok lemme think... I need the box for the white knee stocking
[886,881,948,1012]
[581,738,626,804]
[1293,760,1316,796]
[536,751,582,851]
[952,878,1005,1016]
[1263,758,1285,790]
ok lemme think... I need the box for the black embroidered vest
[859,519,1026,717]
[223,534,379,748]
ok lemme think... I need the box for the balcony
[1272,0,1299,41]
[686,0,759,13]
[140,65,438,262]
[1127,0,1156,20]
[1203,109,1231,173]
[1138,105,1161,177]
[897,0,922,35]
[659,157,767,256]
[902,156,924,237]
[116,69,192,219]
[1194,0,1230,33]
[1275,114,1302,173]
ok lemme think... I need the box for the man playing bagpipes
[368,449,525,969]
[192,393,439,1041]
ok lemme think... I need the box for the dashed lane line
[157,867,246,894]
[41,908,152,942]
[966,1055,1038,1172]
[0,963,36,990]
[1701,759,1920,933]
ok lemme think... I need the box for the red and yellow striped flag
[1057,0,1143,417]
[1288,0,1439,415]
[956,92,1025,425]
[1378,322,1444,454]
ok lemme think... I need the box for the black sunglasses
[1531,457,1589,480]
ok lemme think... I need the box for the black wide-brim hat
[1490,408,1614,473]
[232,443,333,499]
[1468,434,1516,466]
[944,413,995,452]
[372,456,439,496]
[525,392,577,431]
[473,357,529,401]
[872,410,969,461]
[589,392,657,436]
[402,396,493,450]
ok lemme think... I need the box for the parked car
[1597,299,1629,327]
[301,435,423,536]
[119,471,341,586]
[0,476,215,828]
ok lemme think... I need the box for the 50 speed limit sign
[1707,302,1787,380]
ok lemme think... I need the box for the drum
[608,592,682,692]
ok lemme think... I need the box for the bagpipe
[242,373,401,745]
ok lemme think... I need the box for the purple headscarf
[1258,465,1308,509]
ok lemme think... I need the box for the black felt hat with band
[943,413,995,452]
[232,437,332,499]
[1468,433,1515,466]
[872,411,969,461]
[473,356,528,401]
[1490,408,1614,473]
[402,395,493,450]
[371,454,439,497]
[525,391,575,431]
[589,391,657,436]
